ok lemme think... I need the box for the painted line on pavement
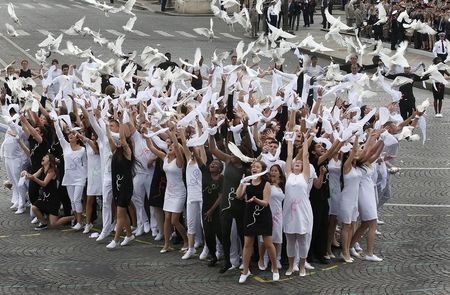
[0,33,41,66]
[154,30,174,37]
[219,32,242,40]
[15,30,30,36]
[385,203,450,208]
[0,235,10,238]
[106,29,125,37]
[72,4,88,9]
[38,3,52,9]
[20,233,41,237]
[175,31,197,38]
[21,3,35,9]
[37,29,51,36]
[133,30,150,37]
[0,56,8,67]
[399,167,450,170]
[55,4,70,9]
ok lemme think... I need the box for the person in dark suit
[321,0,332,29]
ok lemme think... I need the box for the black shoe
[219,263,232,273]
[34,223,48,231]
[208,257,218,267]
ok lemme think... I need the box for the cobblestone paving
[1,91,450,295]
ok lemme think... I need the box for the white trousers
[286,233,311,259]
[5,158,27,208]
[186,201,202,235]
[101,178,113,233]
[66,185,84,213]
[230,219,242,267]
[132,173,152,229]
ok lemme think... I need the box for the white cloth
[270,185,285,244]
[86,144,102,196]
[358,166,378,221]
[283,173,313,235]
[186,159,203,203]
[327,158,342,216]
[339,167,362,224]
[163,157,187,213]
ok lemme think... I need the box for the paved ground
[1,0,450,294]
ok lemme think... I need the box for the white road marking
[37,29,51,36]
[154,30,174,37]
[55,4,70,9]
[106,29,125,36]
[15,30,30,36]
[0,33,41,66]
[219,32,241,40]
[0,56,8,67]
[175,31,196,38]
[385,203,450,208]
[398,167,450,170]
[38,3,52,8]
[132,30,150,37]
[21,3,35,9]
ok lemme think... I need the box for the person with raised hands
[105,122,136,249]
[53,115,87,231]
[283,123,313,277]
[146,121,188,253]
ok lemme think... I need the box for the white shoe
[350,247,362,258]
[143,221,151,234]
[276,260,282,269]
[181,248,196,260]
[354,242,363,252]
[154,233,163,241]
[96,230,110,242]
[228,265,238,271]
[31,217,39,224]
[299,270,306,277]
[120,235,135,246]
[364,254,383,262]
[10,203,18,210]
[72,223,83,231]
[106,240,119,249]
[340,253,353,263]
[83,223,93,234]
[133,226,144,237]
[272,272,279,281]
[238,271,251,283]
[293,265,299,272]
[377,219,385,225]
[258,261,267,271]
[199,247,209,260]
[305,262,315,270]
[15,207,25,214]
[239,263,244,270]
[375,230,382,235]
[285,269,293,276]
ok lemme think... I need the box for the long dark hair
[45,153,59,179]
[340,151,366,191]
[270,164,286,193]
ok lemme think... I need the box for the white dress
[358,166,378,221]
[163,157,187,213]
[328,158,341,216]
[339,167,362,224]
[283,173,313,235]
[86,145,102,196]
[270,185,285,244]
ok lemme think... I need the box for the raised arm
[208,134,231,163]
[105,120,117,153]
[28,169,55,188]
[343,136,359,174]
[167,125,185,168]
[53,120,69,149]
[302,134,310,182]
[179,128,193,161]
[20,115,43,143]
[119,124,133,161]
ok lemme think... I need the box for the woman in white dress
[179,127,206,260]
[78,127,102,234]
[326,154,341,258]
[350,130,385,262]
[339,136,362,263]
[147,123,188,253]
[54,118,87,231]
[258,164,285,271]
[283,133,313,277]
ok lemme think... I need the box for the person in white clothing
[53,117,87,231]
[179,127,207,259]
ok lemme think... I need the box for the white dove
[325,9,353,31]
[5,23,18,37]
[64,17,86,36]
[368,39,391,56]
[220,0,240,9]
[267,22,295,43]
[112,0,136,16]
[95,1,117,16]
[403,19,436,36]
[179,47,202,70]
[235,40,255,64]
[193,18,215,40]
[7,3,20,26]
[107,35,126,57]
[35,49,50,65]
[255,0,264,14]
[38,33,64,55]
[123,16,137,32]
[211,50,230,66]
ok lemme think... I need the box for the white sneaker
[143,221,151,234]
[10,203,18,210]
[293,265,300,272]
[299,270,306,277]
[72,223,83,231]
[83,223,93,234]
[154,233,163,241]
[305,262,315,270]
[354,242,363,252]
[375,230,382,235]
[106,240,119,249]
[15,207,25,214]
[31,217,39,224]
[272,272,279,281]
[120,235,135,246]
[96,230,110,242]
[377,219,385,225]
[239,263,244,270]
[238,271,251,283]
[364,254,383,262]
[199,246,209,260]
[350,247,362,258]
[258,261,267,271]
[133,226,144,237]
[181,248,196,260]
